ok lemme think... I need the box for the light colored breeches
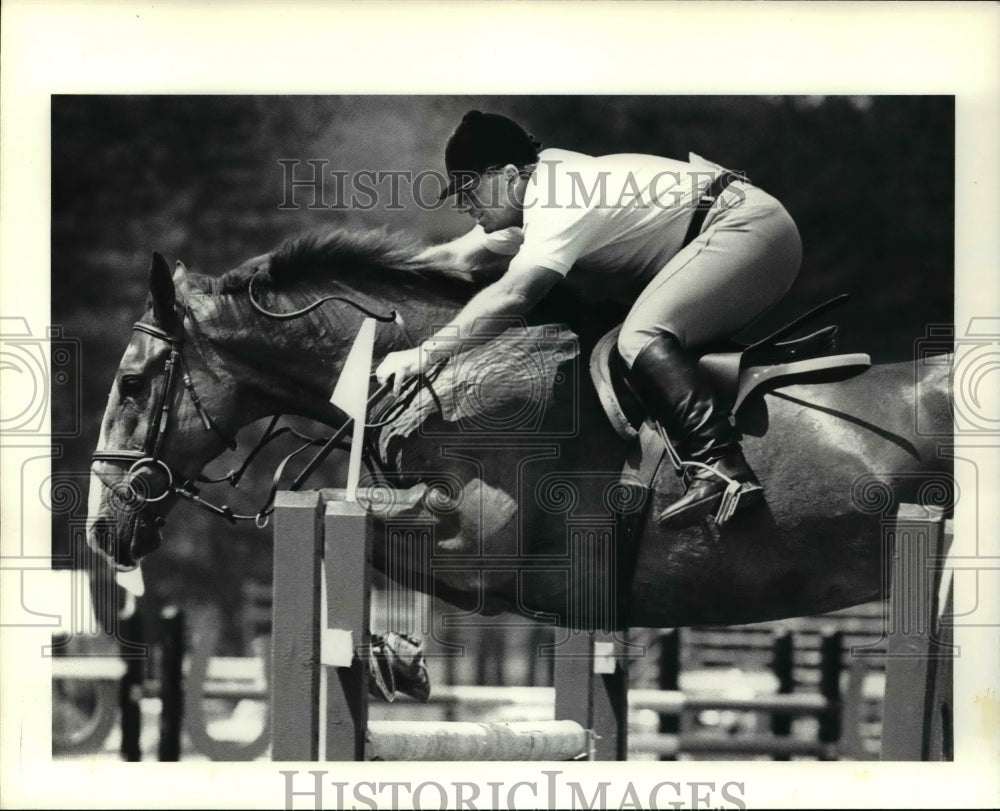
[618,183,803,366]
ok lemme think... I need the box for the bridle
[90,278,444,528]
[90,321,279,526]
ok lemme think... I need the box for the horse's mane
[177,226,619,347]
[196,227,474,297]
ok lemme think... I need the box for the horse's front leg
[371,478,519,596]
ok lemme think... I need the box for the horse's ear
[149,251,178,330]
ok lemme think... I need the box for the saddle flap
[589,325,640,441]
[589,324,871,443]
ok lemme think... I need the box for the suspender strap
[680,171,748,250]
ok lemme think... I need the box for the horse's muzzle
[88,512,163,571]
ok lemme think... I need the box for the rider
[376,110,802,527]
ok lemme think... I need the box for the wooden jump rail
[632,504,954,762]
[52,606,272,761]
[52,501,949,762]
[880,503,954,760]
[269,489,629,761]
[387,626,845,760]
[51,605,185,761]
[631,626,845,760]
[269,493,954,762]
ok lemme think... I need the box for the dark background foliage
[51,96,953,650]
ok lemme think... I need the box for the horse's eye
[119,374,146,399]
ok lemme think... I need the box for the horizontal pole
[203,657,265,681]
[408,686,831,716]
[54,668,831,713]
[198,685,268,700]
[53,655,266,692]
[366,720,589,761]
[629,733,829,757]
[424,685,554,706]
[52,658,127,680]
[629,689,830,714]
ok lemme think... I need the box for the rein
[247,267,444,469]
[91,277,445,528]
[247,269,419,346]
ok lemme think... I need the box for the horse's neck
[189,284,462,428]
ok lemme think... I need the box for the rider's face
[457,165,524,233]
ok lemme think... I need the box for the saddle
[590,295,873,444]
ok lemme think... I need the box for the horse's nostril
[91,518,114,538]
[90,518,123,560]
[109,478,142,509]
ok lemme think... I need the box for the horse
[87,228,954,630]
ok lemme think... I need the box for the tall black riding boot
[629,333,764,528]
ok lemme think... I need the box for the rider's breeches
[617,184,802,367]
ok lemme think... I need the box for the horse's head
[86,228,473,572]
[87,253,239,571]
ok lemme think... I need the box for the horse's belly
[623,378,950,628]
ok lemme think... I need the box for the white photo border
[2,1,998,809]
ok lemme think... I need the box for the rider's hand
[375,347,424,396]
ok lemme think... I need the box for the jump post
[52,501,951,761]
[879,503,954,760]
[269,490,954,762]
[269,488,629,761]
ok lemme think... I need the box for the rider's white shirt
[477,148,730,302]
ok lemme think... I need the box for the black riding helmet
[438,110,542,200]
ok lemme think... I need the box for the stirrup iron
[654,424,761,527]
[681,456,763,527]
[714,478,762,526]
